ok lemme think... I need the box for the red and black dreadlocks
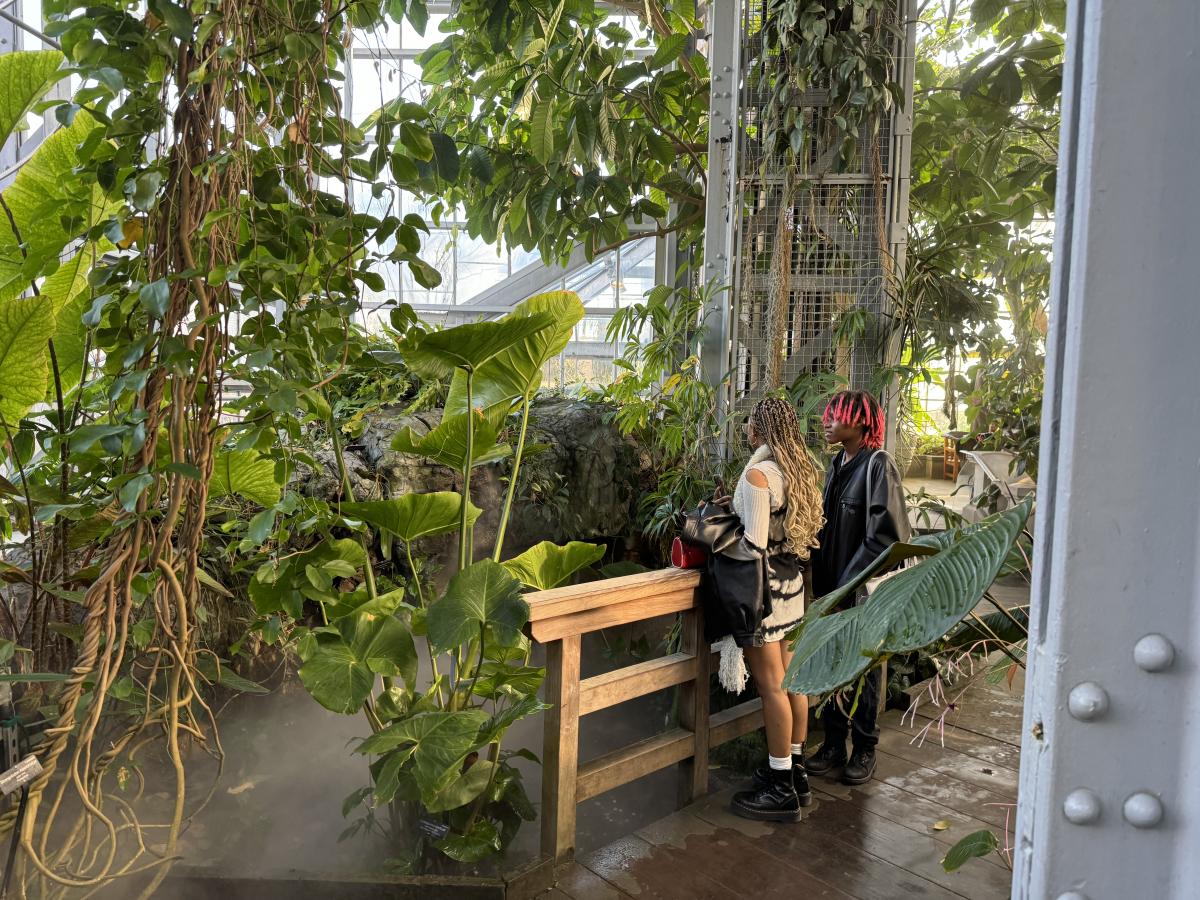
[822,390,886,450]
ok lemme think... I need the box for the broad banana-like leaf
[0,51,63,150]
[426,559,526,653]
[0,111,108,300]
[398,313,555,378]
[208,450,282,507]
[783,499,1031,695]
[341,492,480,542]
[444,291,585,417]
[390,409,510,470]
[790,540,939,629]
[502,539,604,590]
[0,295,53,424]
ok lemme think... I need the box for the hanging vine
[0,0,442,893]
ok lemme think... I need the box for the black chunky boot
[841,746,877,785]
[751,756,813,807]
[731,767,801,822]
[805,742,848,777]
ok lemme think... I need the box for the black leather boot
[731,767,801,822]
[841,746,877,785]
[751,756,813,807]
[805,741,848,777]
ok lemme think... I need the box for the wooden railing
[526,569,763,863]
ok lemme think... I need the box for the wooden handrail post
[541,633,581,864]
[676,608,710,806]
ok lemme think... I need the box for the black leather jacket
[812,449,911,600]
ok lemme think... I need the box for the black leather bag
[679,501,756,559]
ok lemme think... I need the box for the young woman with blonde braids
[713,396,825,822]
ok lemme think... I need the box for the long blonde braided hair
[749,396,825,559]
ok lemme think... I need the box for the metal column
[699,0,741,419]
[1015,0,1200,896]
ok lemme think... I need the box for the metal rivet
[1056,893,1089,900]
[1067,682,1109,721]
[723,91,733,99]
[714,74,722,82]
[1134,634,1175,672]
[1123,792,1164,829]
[1062,788,1102,825]
[723,65,732,72]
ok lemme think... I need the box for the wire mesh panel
[727,0,908,421]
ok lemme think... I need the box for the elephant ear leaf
[399,314,554,379]
[426,560,527,653]
[341,492,480,542]
[444,291,585,417]
[502,540,604,590]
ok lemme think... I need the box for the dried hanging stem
[765,170,796,390]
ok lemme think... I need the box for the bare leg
[779,641,808,746]
[744,641,792,759]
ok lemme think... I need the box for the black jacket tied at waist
[679,500,782,649]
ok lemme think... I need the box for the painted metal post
[883,0,916,452]
[699,0,741,423]
[1015,1,1200,897]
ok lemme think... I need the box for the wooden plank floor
[545,673,1022,900]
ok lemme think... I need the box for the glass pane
[617,237,657,304]
[509,244,541,272]
[456,235,508,303]
[351,57,404,124]
[566,253,619,308]
[402,13,448,50]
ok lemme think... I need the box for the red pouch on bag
[670,536,707,569]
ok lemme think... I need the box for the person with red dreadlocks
[806,390,911,785]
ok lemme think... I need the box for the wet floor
[551,669,1024,900]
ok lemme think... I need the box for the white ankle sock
[790,743,805,757]
[768,754,792,771]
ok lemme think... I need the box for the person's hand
[712,484,732,507]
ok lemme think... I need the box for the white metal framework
[701,0,915,433]
[1015,1,1200,896]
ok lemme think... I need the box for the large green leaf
[355,709,489,799]
[942,829,999,871]
[298,638,376,714]
[444,291,585,417]
[502,540,604,591]
[427,559,527,653]
[425,759,496,813]
[390,410,510,470]
[436,819,502,863]
[40,250,95,391]
[341,492,480,542]
[208,449,282,507]
[398,314,555,378]
[299,609,419,713]
[344,609,418,688]
[0,295,53,425]
[0,112,107,300]
[791,541,940,628]
[783,500,1031,695]
[0,51,63,151]
[529,101,556,165]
